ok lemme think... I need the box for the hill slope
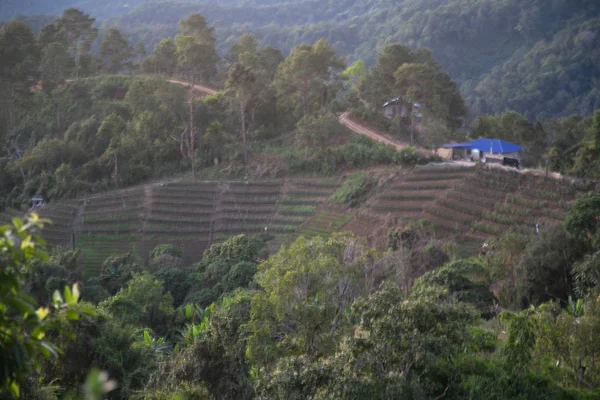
[1,164,581,279]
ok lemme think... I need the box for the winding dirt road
[167,79,218,95]
[338,112,409,150]
[166,79,414,151]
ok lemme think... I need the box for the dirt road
[167,79,218,95]
[339,112,411,150]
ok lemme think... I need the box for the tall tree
[274,38,344,118]
[0,21,40,182]
[226,63,255,165]
[99,27,132,74]
[40,42,71,131]
[55,8,98,78]
[175,13,219,178]
[143,38,177,75]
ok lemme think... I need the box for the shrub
[296,113,347,146]
[227,261,258,289]
[149,244,183,260]
[329,172,374,206]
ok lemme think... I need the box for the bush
[329,172,374,206]
[154,268,192,308]
[149,244,183,260]
[296,113,347,146]
[227,261,258,289]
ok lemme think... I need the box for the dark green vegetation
[4,196,600,398]
[4,0,599,120]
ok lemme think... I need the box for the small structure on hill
[31,197,45,210]
[382,96,422,123]
[442,138,523,168]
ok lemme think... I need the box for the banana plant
[140,330,172,355]
[179,303,215,345]
[567,296,584,318]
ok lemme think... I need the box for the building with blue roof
[442,138,523,164]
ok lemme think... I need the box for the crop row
[371,205,424,213]
[506,194,547,209]
[79,224,142,233]
[282,198,319,206]
[280,205,316,215]
[286,189,333,197]
[471,221,501,235]
[291,180,340,188]
[404,173,470,182]
[437,199,483,217]
[221,216,303,224]
[398,183,456,191]
[222,197,279,205]
[481,211,518,225]
[221,207,276,214]
[454,186,500,202]
[150,207,214,215]
[494,203,532,216]
[83,212,140,223]
[151,191,218,200]
[146,216,212,225]
[446,191,496,208]
[379,193,436,201]
[223,225,297,233]
[223,189,282,196]
[153,199,215,207]
[425,207,474,226]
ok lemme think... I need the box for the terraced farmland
[40,179,342,276]
[369,164,576,243]
[7,165,580,278]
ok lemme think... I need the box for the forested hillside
[3,0,599,119]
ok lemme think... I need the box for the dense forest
[3,0,599,120]
[1,3,600,399]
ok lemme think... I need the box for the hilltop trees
[142,38,177,75]
[359,43,467,131]
[99,28,132,73]
[55,8,98,77]
[274,38,345,119]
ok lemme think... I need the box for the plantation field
[31,179,343,277]
[369,164,576,243]
[26,164,582,278]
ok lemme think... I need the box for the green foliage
[564,193,600,250]
[295,113,347,146]
[412,259,497,318]
[329,172,374,206]
[516,224,584,306]
[149,244,183,260]
[246,234,375,365]
[0,213,94,396]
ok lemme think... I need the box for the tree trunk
[56,98,61,133]
[189,74,196,179]
[241,97,248,165]
[113,153,119,187]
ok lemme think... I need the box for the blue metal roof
[442,138,522,153]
